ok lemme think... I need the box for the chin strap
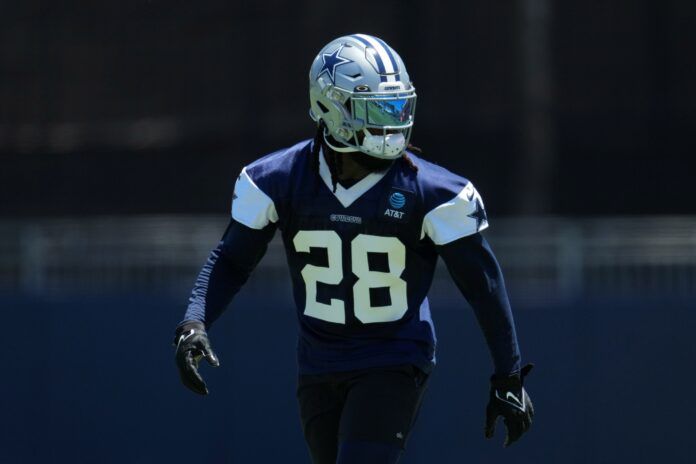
[322,132,358,153]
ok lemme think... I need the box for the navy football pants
[297,365,429,464]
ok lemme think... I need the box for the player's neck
[324,146,393,184]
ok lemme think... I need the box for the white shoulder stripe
[231,168,278,229]
[421,182,489,245]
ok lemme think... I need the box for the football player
[174,34,534,463]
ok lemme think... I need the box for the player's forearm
[182,219,275,328]
[437,233,521,375]
[183,243,250,327]
[466,286,521,375]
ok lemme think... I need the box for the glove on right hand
[174,321,219,395]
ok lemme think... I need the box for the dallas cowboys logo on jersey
[230,139,488,374]
[465,182,488,231]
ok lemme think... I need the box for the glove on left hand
[485,363,535,447]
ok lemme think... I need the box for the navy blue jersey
[225,139,491,374]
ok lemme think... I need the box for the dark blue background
[2,1,695,217]
[3,280,693,463]
[2,1,693,461]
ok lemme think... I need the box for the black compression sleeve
[437,233,521,375]
[182,219,276,329]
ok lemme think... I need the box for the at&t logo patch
[382,188,413,222]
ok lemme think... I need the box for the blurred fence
[2,216,695,463]
[1,216,696,302]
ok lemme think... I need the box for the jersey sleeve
[421,181,489,245]
[437,233,521,375]
[231,167,279,229]
[183,219,276,328]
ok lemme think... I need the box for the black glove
[174,321,220,395]
[485,363,534,447]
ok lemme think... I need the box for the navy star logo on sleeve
[318,45,352,84]
[467,198,488,231]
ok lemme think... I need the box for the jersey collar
[319,147,391,208]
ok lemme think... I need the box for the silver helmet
[308,34,417,160]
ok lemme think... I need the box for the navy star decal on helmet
[317,45,353,84]
[308,34,417,160]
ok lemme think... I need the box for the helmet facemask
[350,89,416,159]
[311,84,417,160]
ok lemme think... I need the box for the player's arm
[175,219,276,394]
[182,219,276,328]
[436,233,520,375]
[175,167,279,395]
[422,179,533,445]
[436,232,534,447]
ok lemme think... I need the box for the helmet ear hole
[317,101,330,113]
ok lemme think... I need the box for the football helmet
[309,34,416,159]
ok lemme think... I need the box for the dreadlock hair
[311,121,342,193]
[326,141,343,194]
[404,143,421,172]
[312,123,419,193]
[310,123,327,193]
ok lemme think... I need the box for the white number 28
[292,231,408,324]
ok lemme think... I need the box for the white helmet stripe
[355,34,397,82]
